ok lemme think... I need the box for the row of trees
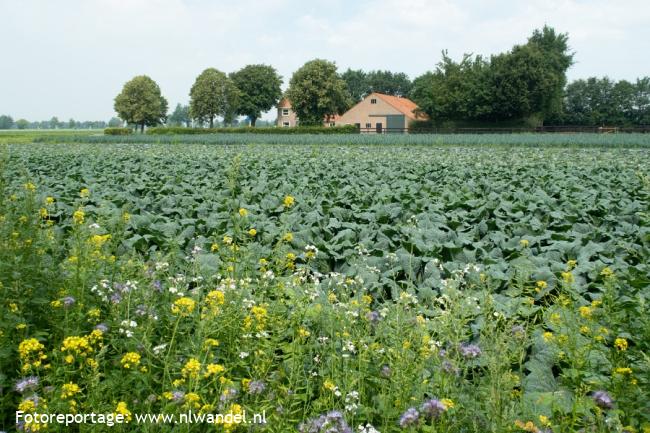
[111,26,649,130]
[114,64,284,131]
[0,115,122,130]
[554,77,650,126]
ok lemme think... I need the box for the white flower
[239,352,249,359]
[358,423,381,433]
[89,223,100,229]
[153,344,167,355]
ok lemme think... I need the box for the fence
[357,125,650,134]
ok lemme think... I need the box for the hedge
[146,125,359,135]
[104,127,132,135]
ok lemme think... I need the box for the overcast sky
[1,0,649,121]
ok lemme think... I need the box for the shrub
[104,127,132,136]
[146,125,359,135]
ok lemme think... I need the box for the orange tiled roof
[278,98,292,108]
[374,93,427,120]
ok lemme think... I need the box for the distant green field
[32,131,650,147]
[0,129,100,144]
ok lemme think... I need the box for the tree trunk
[251,117,257,127]
[209,116,214,128]
[140,122,145,133]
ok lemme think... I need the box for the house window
[282,109,289,116]
[365,123,371,128]
[370,98,377,104]
[354,123,361,129]
[329,122,335,127]
[282,121,290,127]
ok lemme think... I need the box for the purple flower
[94,323,108,332]
[15,377,39,394]
[298,411,352,433]
[592,390,614,409]
[511,324,526,337]
[459,343,481,359]
[110,292,122,304]
[248,380,266,395]
[398,407,419,428]
[441,360,459,375]
[380,365,391,378]
[171,390,185,403]
[61,296,76,307]
[420,399,447,418]
[152,280,162,292]
[365,311,380,323]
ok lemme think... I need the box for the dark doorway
[376,122,383,134]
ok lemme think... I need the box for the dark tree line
[409,26,573,126]
[0,115,118,130]
[550,77,650,126]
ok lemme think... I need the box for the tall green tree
[15,119,29,130]
[168,104,191,127]
[189,68,239,128]
[114,75,168,133]
[230,64,282,127]
[0,115,14,129]
[341,68,368,102]
[286,59,351,126]
[367,70,412,97]
[107,117,123,127]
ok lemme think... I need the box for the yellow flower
[515,420,538,432]
[614,338,628,351]
[204,363,225,378]
[248,228,257,236]
[222,235,233,245]
[61,336,92,357]
[18,338,46,364]
[323,380,336,391]
[566,259,577,270]
[182,358,202,379]
[238,208,248,217]
[61,382,81,399]
[80,188,90,198]
[614,367,632,375]
[580,326,590,334]
[39,207,48,218]
[283,232,293,242]
[122,211,131,223]
[89,234,111,249]
[543,332,554,343]
[16,323,27,330]
[441,398,454,409]
[19,398,37,412]
[203,338,220,349]
[520,239,529,247]
[283,195,295,208]
[561,271,574,283]
[24,182,37,192]
[184,392,201,409]
[578,306,593,319]
[210,242,219,252]
[45,196,55,204]
[114,401,132,422]
[9,302,18,313]
[298,328,311,338]
[72,208,85,225]
[172,297,196,317]
[538,415,550,426]
[120,352,141,369]
[600,267,614,279]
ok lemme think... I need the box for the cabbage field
[1,139,649,432]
